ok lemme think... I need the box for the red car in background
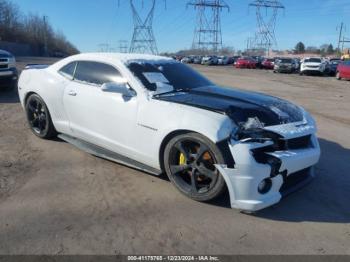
[235,57,257,69]
[262,58,275,70]
[336,61,350,80]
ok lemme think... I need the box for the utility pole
[249,0,284,56]
[337,22,344,52]
[43,15,49,57]
[125,0,165,55]
[187,0,229,53]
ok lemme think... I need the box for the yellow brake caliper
[179,153,186,165]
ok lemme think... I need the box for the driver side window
[73,61,123,86]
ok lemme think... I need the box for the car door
[63,61,139,156]
[345,61,350,78]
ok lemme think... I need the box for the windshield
[305,58,321,63]
[127,61,213,92]
[330,59,341,65]
[279,58,293,63]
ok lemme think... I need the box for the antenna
[249,0,284,55]
[187,0,229,53]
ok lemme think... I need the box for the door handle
[68,90,77,96]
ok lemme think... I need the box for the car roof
[70,52,172,63]
[50,52,174,71]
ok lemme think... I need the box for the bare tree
[0,0,79,56]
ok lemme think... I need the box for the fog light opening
[258,178,272,194]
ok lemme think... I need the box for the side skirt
[58,134,162,176]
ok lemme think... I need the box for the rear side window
[74,61,122,86]
[59,62,77,79]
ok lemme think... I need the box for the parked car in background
[0,49,18,90]
[300,57,326,75]
[217,56,230,65]
[261,58,275,70]
[181,56,193,64]
[252,56,264,69]
[336,60,350,80]
[292,58,301,72]
[274,58,295,73]
[193,56,202,64]
[201,56,218,66]
[327,58,342,76]
[235,57,256,69]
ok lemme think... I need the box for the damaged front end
[216,113,321,212]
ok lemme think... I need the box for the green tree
[327,44,334,54]
[295,42,305,54]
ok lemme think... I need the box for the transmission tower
[249,0,284,55]
[187,0,229,52]
[125,0,165,55]
[119,40,129,53]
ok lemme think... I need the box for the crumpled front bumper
[216,126,321,212]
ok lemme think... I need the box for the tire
[25,94,57,139]
[336,71,341,80]
[164,132,227,202]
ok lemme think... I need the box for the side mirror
[101,82,136,97]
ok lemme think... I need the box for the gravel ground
[0,58,349,255]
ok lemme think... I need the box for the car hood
[154,86,304,127]
[303,62,321,66]
[277,62,292,66]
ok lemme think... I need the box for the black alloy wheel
[25,94,57,139]
[164,133,226,202]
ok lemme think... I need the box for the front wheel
[164,133,227,202]
[25,94,57,139]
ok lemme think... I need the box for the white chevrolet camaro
[18,53,321,212]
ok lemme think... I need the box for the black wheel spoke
[170,164,191,175]
[38,119,44,131]
[28,103,36,113]
[197,163,216,179]
[31,118,39,127]
[174,141,190,160]
[194,143,209,161]
[190,169,198,193]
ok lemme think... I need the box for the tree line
[0,0,79,56]
[294,42,339,56]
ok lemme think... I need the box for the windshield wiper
[153,88,191,97]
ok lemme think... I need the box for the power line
[187,0,229,52]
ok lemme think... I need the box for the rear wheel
[25,94,57,139]
[164,133,227,202]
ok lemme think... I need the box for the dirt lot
[0,58,349,255]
